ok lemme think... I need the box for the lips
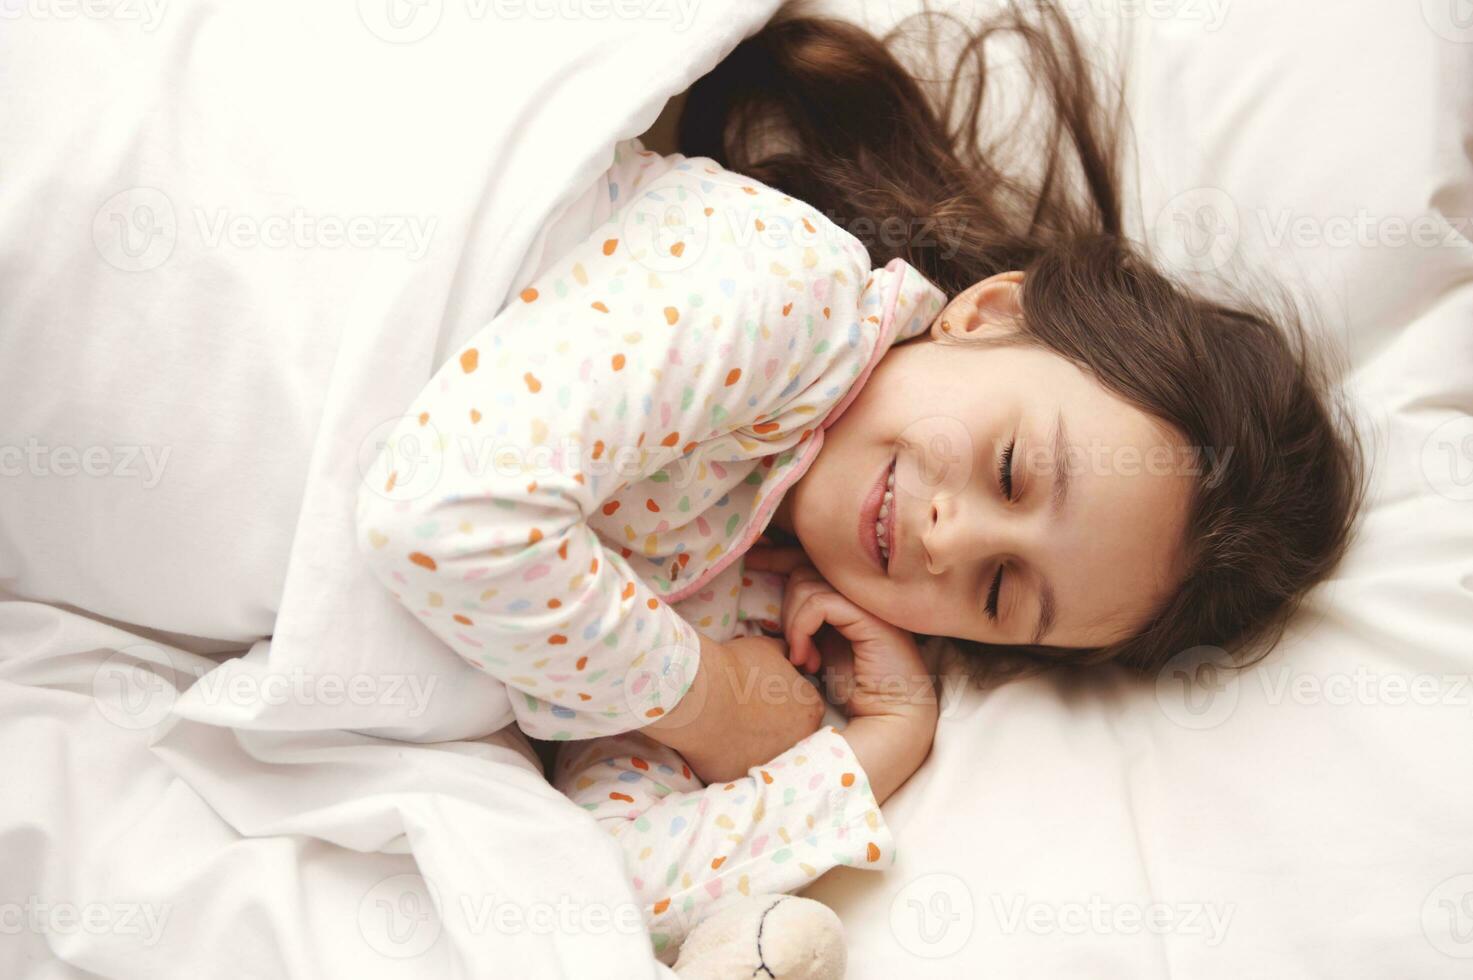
[885,465,898,569]
[858,452,894,575]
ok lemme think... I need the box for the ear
[930,270,1026,341]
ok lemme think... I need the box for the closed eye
[997,437,1015,500]
[985,437,1016,621]
[985,564,1004,621]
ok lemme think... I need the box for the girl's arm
[554,722,900,953]
[643,630,826,785]
[355,141,891,774]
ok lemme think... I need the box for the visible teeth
[876,459,896,564]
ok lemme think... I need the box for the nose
[922,491,1016,576]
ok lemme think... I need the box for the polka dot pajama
[356,137,947,952]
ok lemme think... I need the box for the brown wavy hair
[677,0,1366,678]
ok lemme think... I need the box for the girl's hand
[759,559,939,804]
[772,563,938,726]
[645,630,825,784]
[745,544,939,803]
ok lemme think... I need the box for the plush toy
[673,892,846,980]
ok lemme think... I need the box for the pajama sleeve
[354,151,880,741]
[552,723,897,956]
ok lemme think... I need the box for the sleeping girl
[355,0,1362,971]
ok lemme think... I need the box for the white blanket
[0,602,663,976]
[0,1,781,976]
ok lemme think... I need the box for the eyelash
[985,565,1004,621]
[997,437,1015,501]
[985,437,1016,622]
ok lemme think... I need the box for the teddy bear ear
[672,893,846,980]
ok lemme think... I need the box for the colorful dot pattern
[552,723,896,960]
[355,137,948,741]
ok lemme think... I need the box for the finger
[805,604,836,675]
[802,623,830,675]
[787,590,838,676]
[781,588,814,672]
[779,576,830,665]
[800,588,890,647]
[743,545,812,575]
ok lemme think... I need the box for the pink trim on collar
[665,257,913,603]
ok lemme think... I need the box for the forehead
[1016,349,1196,645]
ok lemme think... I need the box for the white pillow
[799,2,1473,977]
[0,0,784,739]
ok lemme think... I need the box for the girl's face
[773,272,1196,650]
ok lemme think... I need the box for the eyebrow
[1029,411,1069,645]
